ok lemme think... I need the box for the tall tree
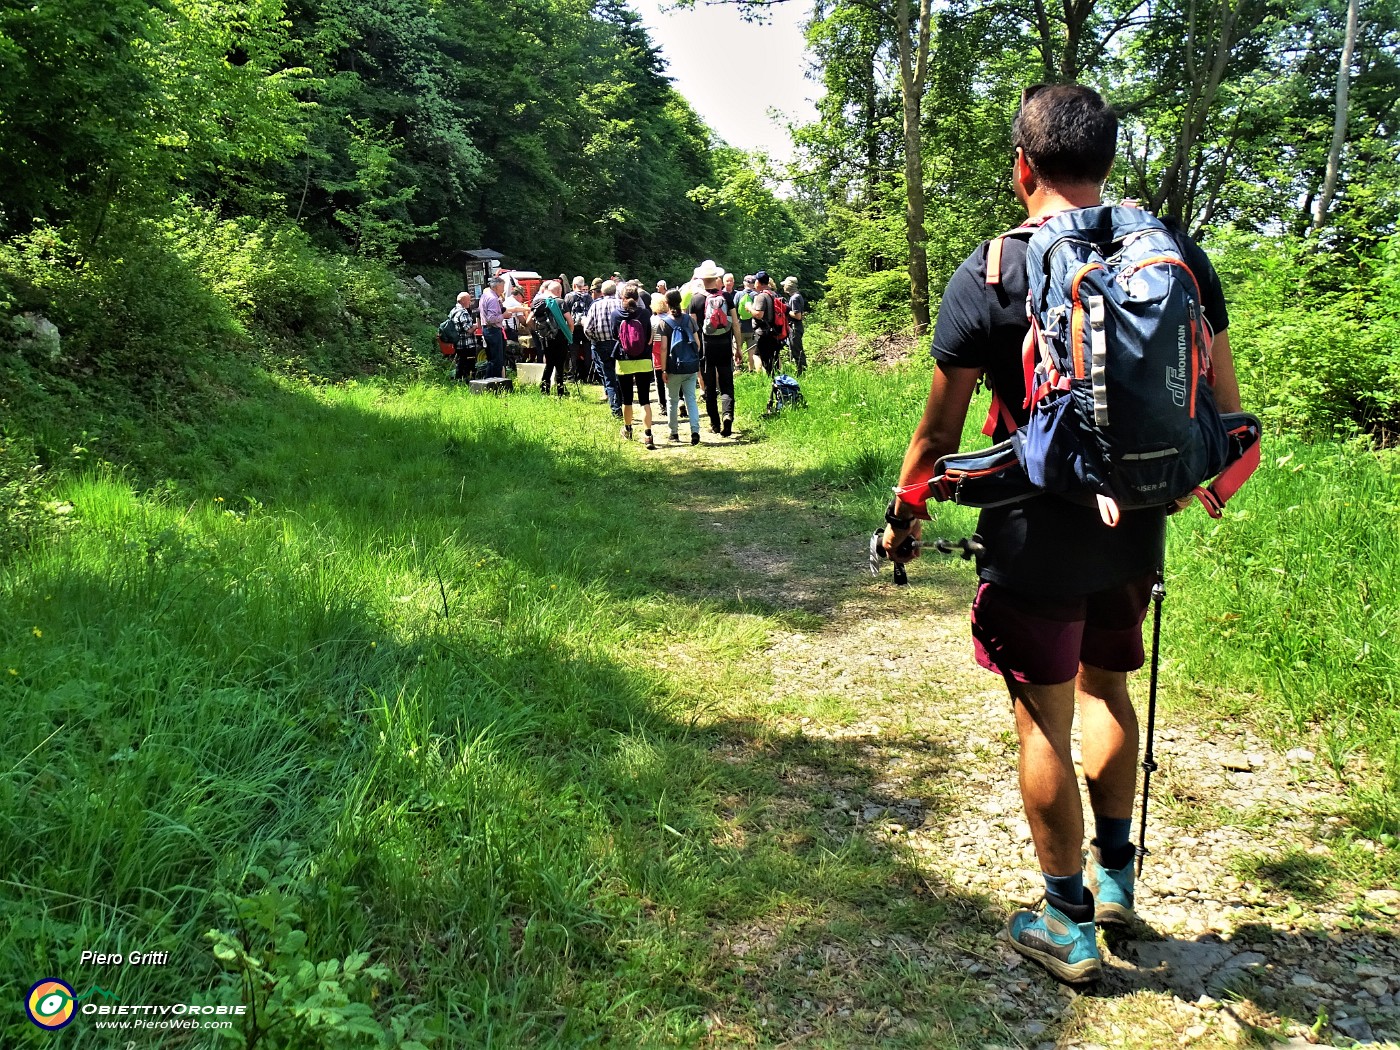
[695,0,936,332]
[1313,0,1361,228]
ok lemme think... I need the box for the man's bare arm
[1210,329,1241,414]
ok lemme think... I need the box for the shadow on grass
[0,373,987,1046]
[7,374,1392,1048]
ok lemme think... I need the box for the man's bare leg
[1076,664,1138,822]
[1011,678,1082,876]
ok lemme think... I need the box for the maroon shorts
[970,575,1155,686]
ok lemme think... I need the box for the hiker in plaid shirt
[584,279,624,418]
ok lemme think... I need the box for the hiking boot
[1087,842,1136,926]
[644,430,656,450]
[670,431,681,442]
[721,417,733,437]
[622,425,633,441]
[691,432,700,446]
[1007,896,1101,984]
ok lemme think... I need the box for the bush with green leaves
[207,844,441,1049]
[1208,228,1400,438]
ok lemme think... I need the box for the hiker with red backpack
[783,276,808,376]
[749,271,787,376]
[610,287,658,449]
[689,260,738,436]
[883,85,1244,985]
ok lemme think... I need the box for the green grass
[2,359,1397,1047]
[0,368,958,1047]
[1161,431,1400,822]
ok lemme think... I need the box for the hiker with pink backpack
[610,287,658,449]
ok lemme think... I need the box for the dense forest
[1,0,1398,473]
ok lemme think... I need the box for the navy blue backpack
[665,314,700,374]
[904,206,1257,526]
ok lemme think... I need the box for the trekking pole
[868,530,983,586]
[1135,566,1166,877]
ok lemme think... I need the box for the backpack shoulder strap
[985,224,1041,287]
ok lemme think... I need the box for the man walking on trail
[883,84,1242,984]
[585,279,624,418]
[689,261,738,436]
[479,276,508,379]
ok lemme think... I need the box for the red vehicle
[497,270,542,304]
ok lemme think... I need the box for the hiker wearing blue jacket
[884,84,1242,985]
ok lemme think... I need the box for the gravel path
[730,546,1399,1048]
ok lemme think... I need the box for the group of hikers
[441,264,808,448]
[440,83,1252,993]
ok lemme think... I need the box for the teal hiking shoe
[1007,898,1101,984]
[1087,842,1136,926]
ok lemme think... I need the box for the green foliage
[0,0,168,231]
[1209,227,1400,434]
[690,148,815,279]
[0,433,69,560]
[322,120,437,259]
[0,203,432,476]
[818,185,915,337]
[209,846,438,1049]
[1164,432,1400,803]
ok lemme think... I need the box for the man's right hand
[883,520,922,562]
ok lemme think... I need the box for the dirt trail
[660,428,1399,1049]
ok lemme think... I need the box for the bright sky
[628,0,820,166]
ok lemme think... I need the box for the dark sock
[1046,888,1095,925]
[1094,818,1135,870]
[1044,871,1086,909]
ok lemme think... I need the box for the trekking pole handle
[869,530,918,585]
[869,530,985,586]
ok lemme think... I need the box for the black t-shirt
[564,290,591,327]
[930,227,1229,597]
[750,289,778,339]
[788,292,807,332]
[691,295,732,351]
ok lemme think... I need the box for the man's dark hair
[1012,84,1117,186]
[666,289,682,311]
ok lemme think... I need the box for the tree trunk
[1313,0,1359,230]
[896,0,933,333]
[1149,0,1249,220]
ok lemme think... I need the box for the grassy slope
[2,360,1396,1047]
